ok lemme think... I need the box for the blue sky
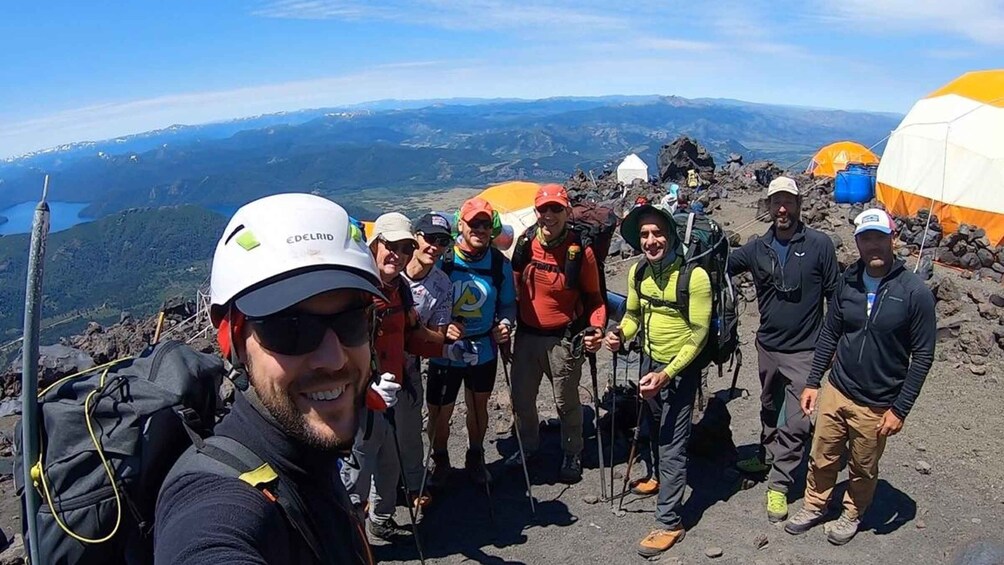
[0,0,1000,158]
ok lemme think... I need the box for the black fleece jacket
[806,259,937,419]
[728,222,839,352]
[155,392,372,564]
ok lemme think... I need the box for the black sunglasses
[380,237,417,255]
[246,305,373,356]
[418,232,453,247]
[467,218,493,230]
[769,254,800,295]
[536,204,565,214]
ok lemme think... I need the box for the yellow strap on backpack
[34,357,132,544]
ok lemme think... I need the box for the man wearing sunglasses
[156,193,384,564]
[727,176,839,523]
[397,212,463,509]
[342,212,452,542]
[507,184,606,483]
[427,197,517,488]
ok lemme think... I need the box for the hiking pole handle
[22,177,50,565]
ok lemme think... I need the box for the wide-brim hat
[620,204,681,253]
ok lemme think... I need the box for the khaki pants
[803,381,888,520]
[509,331,585,456]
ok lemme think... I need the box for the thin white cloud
[253,0,629,31]
[812,0,1004,46]
[635,37,721,53]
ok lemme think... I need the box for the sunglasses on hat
[536,203,565,214]
[246,305,373,356]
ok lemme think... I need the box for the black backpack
[14,340,328,564]
[511,201,619,294]
[633,211,741,376]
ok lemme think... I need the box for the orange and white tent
[806,141,879,178]
[475,180,540,256]
[877,70,1004,245]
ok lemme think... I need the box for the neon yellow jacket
[621,258,712,377]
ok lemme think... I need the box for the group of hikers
[151,176,936,563]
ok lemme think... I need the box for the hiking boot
[428,451,451,489]
[369,518,411,543]
[637,526,686,557]
[825,513,860,545]
[784,507,826,535]
[737,453,770,474]
[558,452,583,484]
[630,477,660,496]
[465,447,492,485]
[766,489,788,522]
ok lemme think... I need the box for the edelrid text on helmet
[209,193,382,326]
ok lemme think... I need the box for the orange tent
[877,70,1004,245]
[806,141,879,178]
[476,181,540,214]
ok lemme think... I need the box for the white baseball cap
[209,193,382,324]
[853,208,895,236]
[766,176,799,197]
[367,212,417,246]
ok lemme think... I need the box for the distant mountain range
[0,94,904,343]
[0,95,901,219]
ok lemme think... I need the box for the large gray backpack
[15,340,226,564]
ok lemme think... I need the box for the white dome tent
[616,153,649,185]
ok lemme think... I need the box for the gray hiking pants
[395,362,426,491]
[341,409,399,525]
[510,331,585,456]
[643,354,701,530]
[756,341,815,493]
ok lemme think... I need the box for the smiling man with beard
[727,176,839,523]
[155,193,391,564]
[786,208,935,546]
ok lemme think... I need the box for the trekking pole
[415,378,449,523]
[616,390,646,514]
[385,408,426,565]
[609,344,619,501]
[21,175,50,565]
[500,350,536,517]
[586,352,607,503]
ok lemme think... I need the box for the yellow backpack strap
[238,463,279,489]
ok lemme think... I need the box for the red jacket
[515,230,606,332]
[367,278,443,411]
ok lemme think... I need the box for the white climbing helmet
[209,193,381,325]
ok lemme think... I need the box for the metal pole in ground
[21,175,50,565]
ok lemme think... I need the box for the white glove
[444,341,479,365]
[368,372,401,410]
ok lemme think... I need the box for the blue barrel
[606,290,627,324]
[834,163,875,204]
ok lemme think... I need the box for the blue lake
[0,201,93,236]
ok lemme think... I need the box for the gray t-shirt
[402,266,453,378]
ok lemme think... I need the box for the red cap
[535,184,570,208]
[459,197,494,222]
